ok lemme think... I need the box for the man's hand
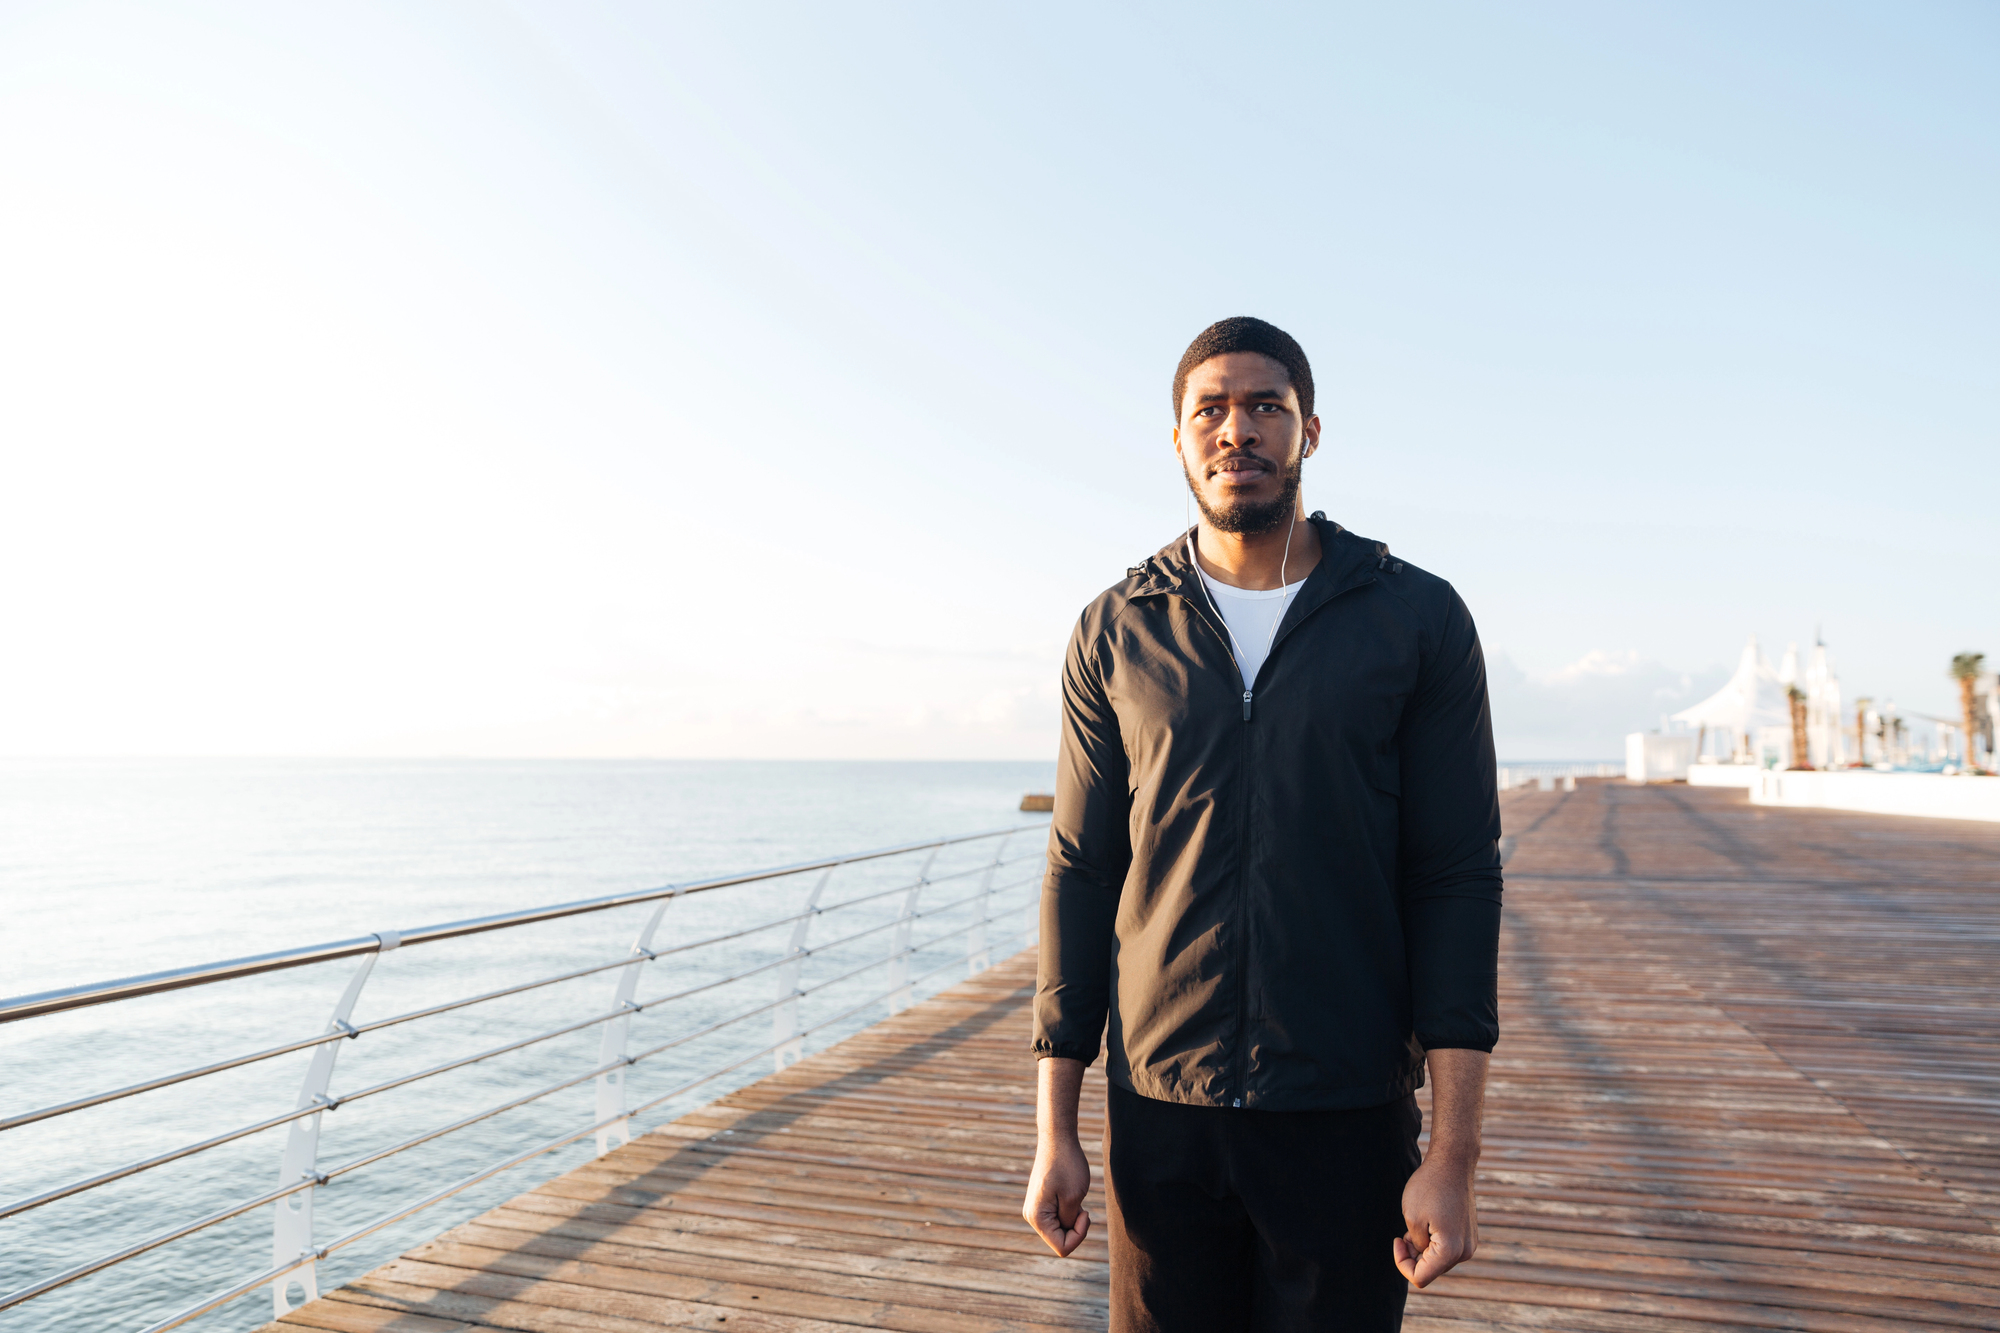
[1024,1129,1092,1256]
[1022,1057,1091,1257]
[1395,1149,1477,1287]
[1394,1047,1488,1289]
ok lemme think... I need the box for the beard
[1185,452,1303,535]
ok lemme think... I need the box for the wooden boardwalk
[267,781,2000,1332]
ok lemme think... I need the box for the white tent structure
[1673,635,1792,762]
[1777,642,1800,690]
[1804,638,1846,769]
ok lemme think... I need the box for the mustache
[1206,454,1274,475]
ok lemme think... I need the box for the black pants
[1105,1083,1422,1333]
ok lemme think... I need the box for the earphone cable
[1187,450,1304,687]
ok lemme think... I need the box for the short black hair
[1172,316,1314,423]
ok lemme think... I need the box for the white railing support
[772,866,837,1072]
[965,834,1012,976]
[271,934,394,1317]
[887,848,941,1014]
[595,898,675,1157]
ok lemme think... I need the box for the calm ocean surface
[0,759,1055,1333]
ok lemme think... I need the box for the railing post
[887,846,941,1014]
[595,896,675,1157]
[772,866,837,1072]
[271,933,396,1318]
[1024,850,1048,947]
[965,833,1012,976]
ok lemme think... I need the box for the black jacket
[1033,515,1502,1111]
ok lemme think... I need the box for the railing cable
[0,825,1039,1023]
[89,910,1045,1333]
[0,826,1047,1330]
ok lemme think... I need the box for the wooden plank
[265,781,2000,1331]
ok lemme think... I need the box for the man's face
[1174,352,1319,535]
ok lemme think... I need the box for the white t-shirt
[1194,561,1306,689]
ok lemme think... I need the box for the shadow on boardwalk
[268,781,2000,1333]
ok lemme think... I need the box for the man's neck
[1190,509,1322,591]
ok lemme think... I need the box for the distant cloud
[1488,650,1725,761]
[1540,648,1649,681]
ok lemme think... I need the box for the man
[1021,317,1502,1330]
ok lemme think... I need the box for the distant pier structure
[260,780,1998,1333]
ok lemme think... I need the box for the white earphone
[1185,432,1308,683]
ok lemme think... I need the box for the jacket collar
[1129,514,1381,613]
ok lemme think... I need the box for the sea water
[0,758,1055,1333]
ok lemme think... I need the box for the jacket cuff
[1416,1030,1498,1054]
[1033,1038,1100,1064]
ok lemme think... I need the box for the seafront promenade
[259,780,2000,1332]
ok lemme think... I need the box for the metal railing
[0,824,1049,1333]
[1497,762,1621,791]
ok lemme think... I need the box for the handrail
[3,873,1042,1316]
[0,824,1034,1023]
[0,950,647,1135]
[0,847,1045,1136]
[2,823,1047,1333]
[0,859,1042,1224]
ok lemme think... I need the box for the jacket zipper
[1240,573,1376,720]
[1233,670,1254,1104]
[1227,576,1375,1105]
[1172,563,1377,1108]
[1171,591,1253,1105]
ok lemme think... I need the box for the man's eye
[1254,403,1279,412]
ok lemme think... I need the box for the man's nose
[1217,407,1260,447]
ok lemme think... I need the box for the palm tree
[1853,696,1872,767]
[1951,653,1986,773]
[1787,685,1812,770]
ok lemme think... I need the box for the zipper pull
[1242,689,1253,721]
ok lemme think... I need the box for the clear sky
[2,2,1993,760]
